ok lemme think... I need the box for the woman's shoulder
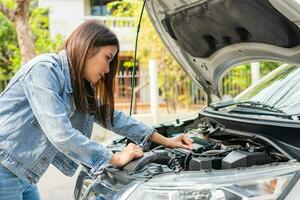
[25,52,61,69]
[19,52,65,78]
[18,52,65,86]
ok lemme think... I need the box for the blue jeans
[0,165,41,200]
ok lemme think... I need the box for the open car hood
[146,0,300,101]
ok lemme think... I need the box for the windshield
[232,64,300,115]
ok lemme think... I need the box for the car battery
[222,150,273,169]
[189,156,223,170]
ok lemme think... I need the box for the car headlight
[121,162,300,200]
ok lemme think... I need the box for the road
[38,165,78,200]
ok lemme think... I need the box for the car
[74,0,300,199]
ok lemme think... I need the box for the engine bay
[103,115,289,184]
[74,114,294,200]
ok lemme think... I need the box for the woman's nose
[105,65,110,74]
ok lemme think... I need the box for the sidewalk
[38,165,77,200]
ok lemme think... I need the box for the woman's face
[84,45,118,84]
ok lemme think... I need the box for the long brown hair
[64,20,119,127]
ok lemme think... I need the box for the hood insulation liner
[162,0,300,58]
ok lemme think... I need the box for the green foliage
[222,64,251,97]
[222,61,281,98]
[0,0,63,86]
[29,7,63,54]
[123,60,134,68]
[0,0,15,9]
[106,0,136,17]
[0,12,20,81]
[260,61,281,76]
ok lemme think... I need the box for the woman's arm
[96,111,193,150]
[22,62,113,173]
[95,110,156,148]
[149,132,193,150]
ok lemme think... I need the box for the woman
[0,20,192,200]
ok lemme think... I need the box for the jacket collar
[58,49,73,93]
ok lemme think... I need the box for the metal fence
[113,65,256,110]
[114,69,148,102]
[221,65,252,98]
[0,64,278,109]
[162,63,278,108]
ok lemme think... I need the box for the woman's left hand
[166,134,193,150]
[149,132,193,150]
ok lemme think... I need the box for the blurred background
[0,0,282,199]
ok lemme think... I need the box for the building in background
[38,0,135,51]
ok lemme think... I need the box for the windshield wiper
[236,100,286,114]
[210,99,287,114]
[231,101,293,119]
[210,100,293,119]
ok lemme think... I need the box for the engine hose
[168,156,182,173]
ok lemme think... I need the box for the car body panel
[146,0,300,99]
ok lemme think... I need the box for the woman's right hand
[109,143,144,167]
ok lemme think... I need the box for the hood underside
[146,0,300,100]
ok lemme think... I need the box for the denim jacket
[0,50,155,184]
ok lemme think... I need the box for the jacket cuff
[90,149,113,175]
[138,127,156,150]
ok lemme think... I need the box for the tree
[0,0,35,64]
[0,0,62,90]
[0,11,19,89]
[221,61,281,97]
[29,6,63,55]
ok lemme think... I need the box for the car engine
[101,116,288,185]
[74,115,292,200]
